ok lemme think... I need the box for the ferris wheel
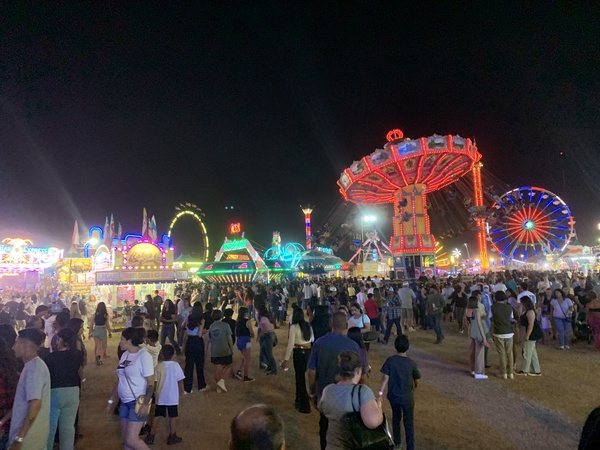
[486,186,575,261]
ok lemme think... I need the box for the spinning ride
[487,186,575,262]
[338,129,482,278]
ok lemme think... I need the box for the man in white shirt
[398,283,416,332]
[516,282,536,306]
[356,287,367,309]
[302,283,313,310]
[492,278,507,293]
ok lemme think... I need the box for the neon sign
[222,239,248,252]
[230,223,241,234]
[0,238,63,271]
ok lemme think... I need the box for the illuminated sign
[225,254,250,261]
[222,239,248,252]
[0,238,63,271]
[230,223,241,234]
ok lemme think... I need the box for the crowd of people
[1,267,599,449]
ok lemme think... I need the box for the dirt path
[75,322,593,449]
[409,345,581,450]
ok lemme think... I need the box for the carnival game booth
[91,240,190,320]
[197,238,269,284]
[0,238,63,291]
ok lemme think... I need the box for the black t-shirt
[44,349,83,389]
[236,318,251,337]
[380,355,421,404]
[223,317,236,344]
[451,292,468,309]
[203,311,214,330]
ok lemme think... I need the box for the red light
[230,223,241,234]
[386,129,404,142]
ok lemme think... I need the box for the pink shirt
[259,316,274,332]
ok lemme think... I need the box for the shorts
[91,325,107,339]
[154,404,178,418]
[211,355,233,366]
[236,335,252,352]
[401,308,414,320]
[119,400,146,422]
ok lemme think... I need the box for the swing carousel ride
[337,129,486,278]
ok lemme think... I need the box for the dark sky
[1,2,599,256]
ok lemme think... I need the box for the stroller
[573,309,593,344]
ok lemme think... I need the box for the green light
[222,239,248,252]
[524,220,535,230]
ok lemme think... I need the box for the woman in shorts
[234,307,255,382]
[105,327,154,450]
[90,301,111,366]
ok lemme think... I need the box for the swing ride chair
[338,129,482,278]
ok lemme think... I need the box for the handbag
[123,357,152,416]
[340,385,394,450]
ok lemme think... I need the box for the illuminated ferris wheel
[487,186,575,261]
[167,202,210,260]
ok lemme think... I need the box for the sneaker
[565,345,570,349]
[509,374,514,380]
[498,374,508,380]
[260,363,269,370]
[409,327,415,332]
[243,376,255,382]
[198,386,209,392]
[515,371,527,376]
[528,372,542,377]
[145,433,155,445]
[183,391,191,395]
[470,371,475,376]
[459,330,464,334]
[474,374,488,379]
[235,371,243,381]
[167,434,183,445]
[559,346,565,350]
[216,379,228,392]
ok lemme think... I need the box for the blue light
[524,220,535,230]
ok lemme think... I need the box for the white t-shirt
[155,361,185,406]
[44,315,57,349]
[550,298,573,319]
[493,283,507,293]
[517,291,536,305]
[356,292,367,308]
[348,314,370,329]
[117,349,154,403]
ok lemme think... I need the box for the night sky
[1,3,599,257]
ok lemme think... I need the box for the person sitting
[229,404,285,450]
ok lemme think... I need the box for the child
[541,310,552,345]
[145,345,185,445]
[378,334,421,450]
[142,329,162,369]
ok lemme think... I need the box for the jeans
[293,348,311,413]
[430,314,443,342]
[383,317,401,343]
[160,323,181,353]
[48,386,80,450]
[184,336,206,391]
[493,335,514,375]
[521,340,541,374]
[418,305,428,329]
[390,402,415,450]
[259,332,277,374]
[554,317,571,347]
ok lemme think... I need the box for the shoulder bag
[123,352,152,416]
[340,385,394,450]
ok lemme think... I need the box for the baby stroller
[573,310,593,344]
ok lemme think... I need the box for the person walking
[466,296,490,379]
[378,334,421,450]
[399,282,416,332]
[306,312,369,450]
[43,328,83,450]
[491,291,516,380]
[90,302,112,366]
[281,308,313,413]
[383,288,402,345]
[516,296,543,376]
[208,310,234,393]
[159,300,181,355]
[427,285,446,344]
[181,303,207,394]
[9,328,51,450]
[152,291,163,331]
[256,307,277,375]
[550,288,574,350]
[234,307,255,383]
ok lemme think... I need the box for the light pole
[463,243,471,261]
[362,215,376,242]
